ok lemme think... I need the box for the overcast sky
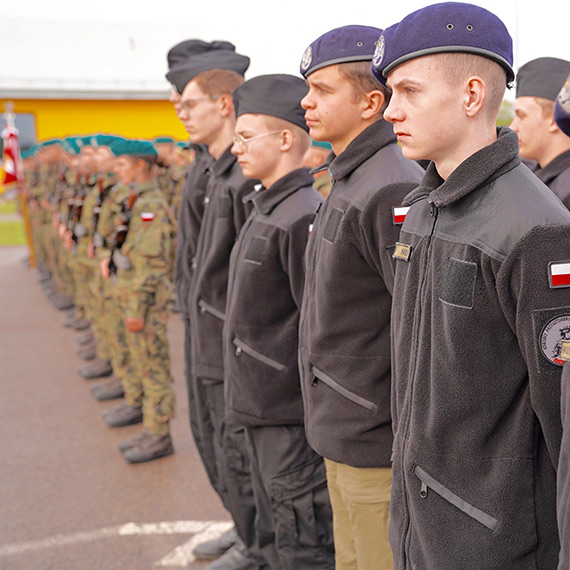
[3,0,569,97]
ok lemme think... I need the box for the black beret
[166,44,250,94]
[233,74,309,132]
[516,57,570,101]
[300,25,383,78]
[371,2,514,86]
[555,74,570,137]
[166,40,236,70]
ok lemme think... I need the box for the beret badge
[372,35,385,69]
[301,46,313,72]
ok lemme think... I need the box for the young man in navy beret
[510,57,570,208]
[372,3,570,568]
[225,73,334,569]
[298,24,424,570]
[556,73,570,570]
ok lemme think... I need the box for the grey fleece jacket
[390,127,570,570]
[298,119,424,468]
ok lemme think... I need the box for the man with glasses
[165,43,255,570]
[224,74,334,568]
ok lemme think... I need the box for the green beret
[109,139,158,158]
[21,145,39,159]
[95,134,123,148]
[311,140,333,150]
[154,136,174,144]
[41,138,62,147]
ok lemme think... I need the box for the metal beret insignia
[372,35,385,69]
[301,46,312,72]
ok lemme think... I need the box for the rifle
[108,185,137,276]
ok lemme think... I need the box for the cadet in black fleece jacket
[372,3,570,569]
[299,25,424,570]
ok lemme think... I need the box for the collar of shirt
[535,148,570,186]
[403,127,520,209]
[328,119,397,181]
[245,167,315,216]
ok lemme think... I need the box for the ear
[218,93,234,118]
[464,76,486,118]
[280,129,294,152]
[548,116,562,134]
[362,90,385,120]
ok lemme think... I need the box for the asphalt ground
[0,246,231,570]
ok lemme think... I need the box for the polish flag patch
[549,261,570,288]
[393,206,410,225]
[141,212,155,222]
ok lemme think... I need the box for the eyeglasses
[179,95,220,114]
[232,130,282,152]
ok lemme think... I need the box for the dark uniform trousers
[245,425,335,570]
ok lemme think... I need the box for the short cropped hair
[336,61,391,114]
[534,97,555,119]
[193,68,244,97]
[438,53,507,121]
[263,115,312,157]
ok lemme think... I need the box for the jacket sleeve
[279,213,315,310]
[128,199,175,319]
[497,224,570,470]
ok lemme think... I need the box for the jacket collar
[135,179,157,196]
[328,120,397,181]
[246,168,314,216]
[535,148,570,186]
[211,144,237,177]
[403,127,521,208]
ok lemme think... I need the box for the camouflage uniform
[114,180,176,435]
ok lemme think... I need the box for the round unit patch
[540,314,570,366]
[301,46,312,72]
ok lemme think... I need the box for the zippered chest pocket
[414,465,498,531]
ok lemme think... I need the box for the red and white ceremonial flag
[2,104,22,190]
[549,262,570,288]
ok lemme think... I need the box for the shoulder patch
[540,315,570,366]
[393,206,410,225]
[549,261,570,288]
[141,212,155,222]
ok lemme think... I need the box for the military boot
[103,401,143,427]
[193,527,238,560]
[76,330,95,345]
[52,293,75,311]
[72,317,91,331]
[91,376,124,401]
[77,342,97,361]
[122,430,174,463]
[203,541,254,570]
[78,358,113,379]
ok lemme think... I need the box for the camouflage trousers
[116,279,175,436]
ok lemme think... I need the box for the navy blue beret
[516,57,570,101]
[233,74,309,132]
[167,40,236,70]
[371,2,514,86]
[300,25,383,78]
[166,46,250,94]
[555,74,570,137]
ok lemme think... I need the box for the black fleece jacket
[298,119,424,468]
[390,128,570,570]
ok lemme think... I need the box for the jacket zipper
[233,338,286,371]
[401,197,439,568]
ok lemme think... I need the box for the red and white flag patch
[549,261,570,288]
[141,212,155,222]
[393,206,410,225]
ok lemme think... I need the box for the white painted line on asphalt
[0,520,231,560]
[155,521,234,566]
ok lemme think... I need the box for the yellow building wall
[5,98,188,142]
